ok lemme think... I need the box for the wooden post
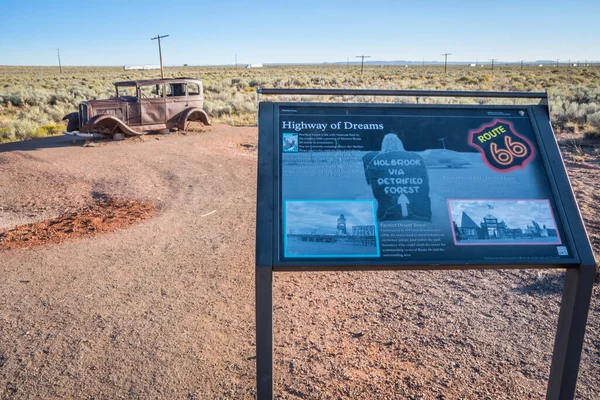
[442,53,451,73]
[355,55,371,75]
[151,34,169,79]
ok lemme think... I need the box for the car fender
[81,114,142,136]
[177,107,211,130]
[62,112,80,132]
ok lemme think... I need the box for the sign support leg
[546,265,596,399]
[256,267,273,399]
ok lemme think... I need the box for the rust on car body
[63,77,210,137]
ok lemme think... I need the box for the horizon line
[1,59,599,68]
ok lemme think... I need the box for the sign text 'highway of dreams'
[265,104,579,267]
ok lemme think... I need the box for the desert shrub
[0,125,12,141]
[231,98,255,114]
[586,111,600,128]
[231,78,249,90]
[6,93,23,106]
[7,119,37,141]
[33,123,64,138]
[457,76,478,85]
[203,100,232,118]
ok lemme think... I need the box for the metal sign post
[255,89,596,400]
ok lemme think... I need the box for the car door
[139,83,166,125]
[186,81,204,109]
[164,82,188,124]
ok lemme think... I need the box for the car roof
[114,78,202,87]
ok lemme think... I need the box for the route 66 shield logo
[468,120,535,172]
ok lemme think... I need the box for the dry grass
[1,65,600,142]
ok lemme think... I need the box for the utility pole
[520,60,524,70]
[442,53,451,73]
[355,55,371,75]
[556,59,560,68]
[151,34,169,79]
[489,58,497,74]
[235,54,237,68]
[57,48,62,74]
[347,57,349,67]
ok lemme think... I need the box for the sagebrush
[1,65,600,142]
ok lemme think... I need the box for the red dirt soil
[0,198,157,251]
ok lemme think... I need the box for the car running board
[63,131,106,139]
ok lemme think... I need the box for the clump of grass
[587,111,600,129]
[0,119,37,142]
[33,123,65,138]
[583,111,600,140]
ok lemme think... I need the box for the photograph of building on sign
[284,200,380,257]
[448,199,561,245]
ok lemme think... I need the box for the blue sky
[0,0,598,66]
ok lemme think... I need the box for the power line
[489,58,498,74]
[355,55,371,75]
[151,34,169,79]
[441,53,451,73]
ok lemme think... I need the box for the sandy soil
[0,126,598,399]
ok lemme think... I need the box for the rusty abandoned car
[62,77,210,138]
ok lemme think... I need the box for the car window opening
[187,83,200,96]
[140,84,164,99]
[168,83,186,97]
[116,86,137,101]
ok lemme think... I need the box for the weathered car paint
[63,78,210,137]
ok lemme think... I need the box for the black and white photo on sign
[449,199,561,245]
[284,200,379,257]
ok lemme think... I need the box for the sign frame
[255,89,597,400]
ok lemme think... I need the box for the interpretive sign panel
[258,102,584,269]
[256,92,597,400]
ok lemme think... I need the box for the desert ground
[0,125,598,399]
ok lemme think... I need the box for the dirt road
[0,126,598,399]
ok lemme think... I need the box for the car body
[63,77,210,138]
